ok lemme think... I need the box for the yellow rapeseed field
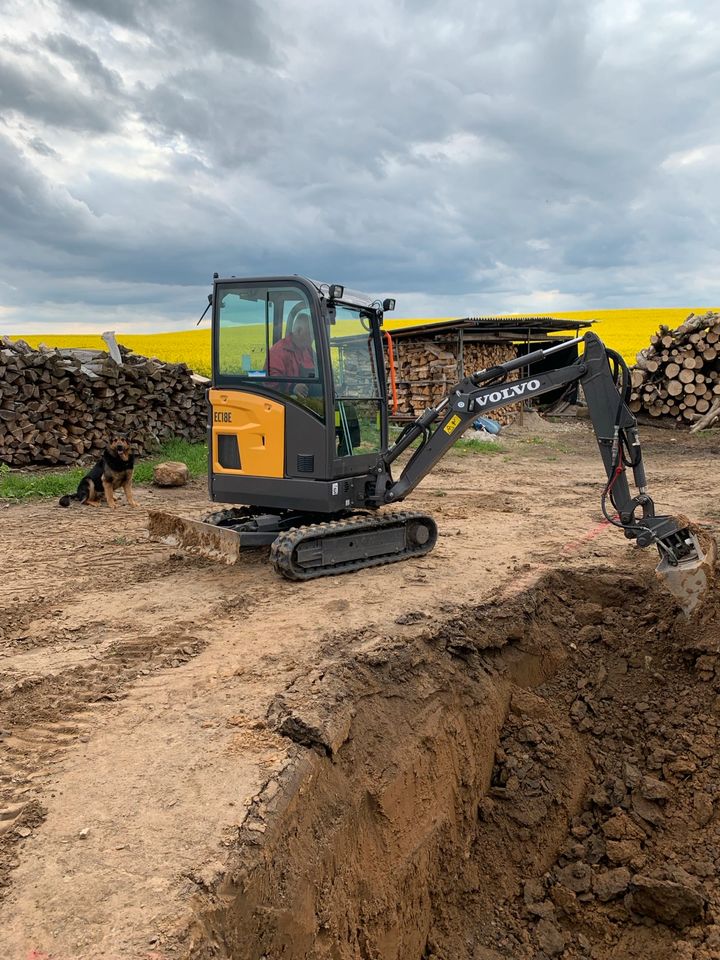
[9,308,716,375]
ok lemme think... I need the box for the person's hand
[293,383,309,398]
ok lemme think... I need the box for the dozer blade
[655,524,717,617]
[148,511,242,564]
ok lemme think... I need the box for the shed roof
[386,315,594,341]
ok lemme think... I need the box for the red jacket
[267,336,315,379]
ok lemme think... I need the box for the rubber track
[269,511,438,581]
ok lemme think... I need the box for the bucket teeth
[655,528,717,618]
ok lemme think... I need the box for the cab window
[216,284,324,415]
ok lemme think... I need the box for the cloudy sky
[1,0,719,334]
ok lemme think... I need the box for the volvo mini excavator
[148,274,715,613]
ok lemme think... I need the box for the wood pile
[630,311,720,429]
[387,336,518,424]
[0,337,208,467]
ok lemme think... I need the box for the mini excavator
[148,275,714,612]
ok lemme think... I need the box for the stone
[570,699,588,722]
[523,878,546,904]
[666,758,697,777]
[692,792,714,827]
[605,839,642,866]
[593,867,631,902]
[536,919,566,957]
[640,776,672,802]
[526,900,555,920]
[631,791,665,827]
[574,602,604,626]
[551,883,580,920]
[625,875,706,929]
[555,861,592,894]
[602,812,645,841]
[152,461,190,487]
[622,762,642,788]
[578,624,602,643]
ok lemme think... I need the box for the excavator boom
[371,332,711,612]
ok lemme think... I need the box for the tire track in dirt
[0,629,207,898]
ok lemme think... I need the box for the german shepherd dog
[59,436,137,509]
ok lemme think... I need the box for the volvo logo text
[475,379,541,408]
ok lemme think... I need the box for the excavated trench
[180,560,720,960]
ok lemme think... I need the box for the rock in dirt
[152,461,190,487]
[536,918,566,956]
[625,875,706,929]
[551,884,580,920]
[601,812,645,842]
[631,790,665,826]
[593,867,631,902]
[639,775,672,802]
[692,791,714,826]
[555,861,592,894]
[605,839,643,867]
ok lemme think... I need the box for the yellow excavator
[148,274,715,612]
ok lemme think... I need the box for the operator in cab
[267,312,316,398]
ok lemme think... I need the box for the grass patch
[388,424,505,456]
[0,438,208,502]
[453,438,504,455]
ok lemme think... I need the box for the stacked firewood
[387,336,518,424]
[630,312,720,429]
[0,337,209,467]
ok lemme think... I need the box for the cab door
[328,304,388,478]
[211,278,331,480]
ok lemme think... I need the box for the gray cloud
[26,136,61,158]
[0,54,120,133]
[2,0,720,334]
[60,0,140,28]
[60,0,276,63]
[44,33,125,95]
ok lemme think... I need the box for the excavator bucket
[148,511,242,564]
[655,522,717,618]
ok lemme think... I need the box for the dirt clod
[626,875,707,929]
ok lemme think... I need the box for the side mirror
[207,294,213,304]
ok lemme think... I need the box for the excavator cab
[208,276,388,514]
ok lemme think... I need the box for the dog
[59,436,137,509]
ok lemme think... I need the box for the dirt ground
[0,419,718,960]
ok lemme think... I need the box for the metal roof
[386,315,594,340]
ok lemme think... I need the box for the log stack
[387,336,518,424]
[630,311,720,429]
[0,337,208,467]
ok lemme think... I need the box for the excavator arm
[376,332,711,609]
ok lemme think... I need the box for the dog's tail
[58,493,78,507]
